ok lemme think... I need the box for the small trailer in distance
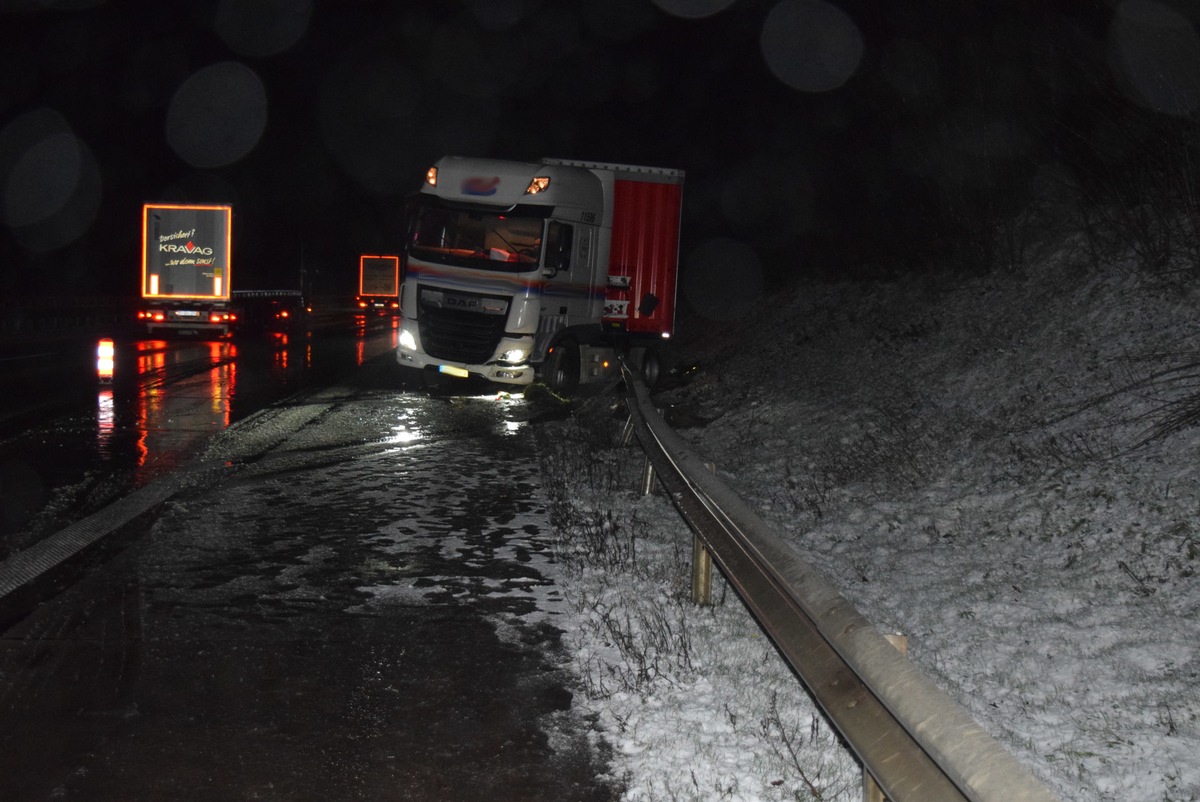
[137,203,235,337]
[356,254,400,315]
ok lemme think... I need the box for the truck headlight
[499,347,528,365]
[399,328,417,351]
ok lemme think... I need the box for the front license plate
[439,365,469,378]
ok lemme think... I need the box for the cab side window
[545,222,573,272]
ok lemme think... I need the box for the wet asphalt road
[0,323,616,800]
[1,318,403,550]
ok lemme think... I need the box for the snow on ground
[536,234,1200,801]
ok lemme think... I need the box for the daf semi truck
[356,254,401,314]
[394,156,684,391]
[137,203,235,337]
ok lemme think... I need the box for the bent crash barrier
[619,359,1061,802]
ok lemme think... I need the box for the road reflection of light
[209,341,234,427]
[274,333,289,371]
[387,410,423,445]
[96,388,115,456]
[134,387,153,469]
[129,340,238,479]
[388,426,421,444]
[133,342,173,471]
[466,391,526,435]
[137,340,168,373]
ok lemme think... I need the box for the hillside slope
[651,235,1200,799]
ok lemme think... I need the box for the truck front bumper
[395,325,535,386]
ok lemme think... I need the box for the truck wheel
[421,367,445,389]
[639,348,662,388]
[626,346,662,388]
[544,339,580,393]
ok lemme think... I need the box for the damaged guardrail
[619,359,1060,802]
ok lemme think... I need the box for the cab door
[535,220,597,357]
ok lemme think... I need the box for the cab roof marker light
[426,166,438,187]
[524,176,550,195]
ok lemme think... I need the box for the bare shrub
[760,692,855,802]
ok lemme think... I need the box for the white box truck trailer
[356,254,401,314]
[137,203,235,337]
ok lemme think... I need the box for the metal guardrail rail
[619,360,1061,802]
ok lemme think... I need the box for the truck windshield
[408,203,544,272]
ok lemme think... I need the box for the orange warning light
[97,338,115,382]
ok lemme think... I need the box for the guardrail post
[691,536,713,605]
[620,416,635,446]
[641,458,657,496]
[863,634,909,802]
[691,461,717,606]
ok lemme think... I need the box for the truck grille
[418,291,508,364]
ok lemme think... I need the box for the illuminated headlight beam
[498,347,528,365]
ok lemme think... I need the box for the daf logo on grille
[421,287,508,315]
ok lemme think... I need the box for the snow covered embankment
[540,237,1200,801]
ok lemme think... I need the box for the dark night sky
[1,0,1197,302]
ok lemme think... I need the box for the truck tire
[421,367,445,389]
[644,350,662,388]
[626,346,662,388]
[544,339,580,393]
